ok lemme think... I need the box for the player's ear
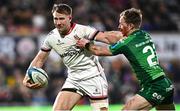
[69,16,72,22]
[129,23,135,29]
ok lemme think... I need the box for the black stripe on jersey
[61,88,77,92]
[41,48,51,52]
[89,31,100,40]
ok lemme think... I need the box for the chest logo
[60,45,83,57]
[56,40,64,45]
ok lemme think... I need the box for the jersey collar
[66,23,76,35]
[129,29,141,36]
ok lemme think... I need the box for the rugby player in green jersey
[76,8,175,110]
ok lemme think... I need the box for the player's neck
[60,23,75,36]
[128,28,139,36]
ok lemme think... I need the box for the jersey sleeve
[85,26,99,40]
[109,37,133,55]
[75,25,99,40]
[40,33,52,52]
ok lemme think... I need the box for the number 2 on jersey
[143,45,157,67]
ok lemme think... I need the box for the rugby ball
[27,67,49,87]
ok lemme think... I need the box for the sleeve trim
[89,31,100,40]
[41,48,51,52]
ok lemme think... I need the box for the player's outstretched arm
[87,43,112,56]
[76,38,113,56]
[95,31,123,44]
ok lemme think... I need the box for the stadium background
[0,0,180,110]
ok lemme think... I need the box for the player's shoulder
[134,29,150,36]
[75,23,95,30]
[43,28,58,42]
[47,28,58,37]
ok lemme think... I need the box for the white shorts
[61,74,108,100]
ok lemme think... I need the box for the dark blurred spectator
[169,59,180,102]
[107,58,124,104]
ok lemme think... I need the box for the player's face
[118,16,131,37]
[53,11,72,34]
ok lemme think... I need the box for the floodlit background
[0,0,180,110]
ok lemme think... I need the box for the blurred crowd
[0,0,180,106]
[0,0,180,36]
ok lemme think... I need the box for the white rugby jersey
[41,23,104,80]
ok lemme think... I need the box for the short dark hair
[120,8,142,28]
[52,4,72,15]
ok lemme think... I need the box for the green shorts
[138,76,174,106]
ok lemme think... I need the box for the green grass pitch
[0,104,179,111]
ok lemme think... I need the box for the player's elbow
[93,51,102,56]
[92,50,111,56]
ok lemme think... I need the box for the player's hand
[76,38,90,48]
[23,76,43,89]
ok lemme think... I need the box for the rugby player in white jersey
[23,4,122,111]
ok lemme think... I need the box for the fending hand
[76,38,90,48]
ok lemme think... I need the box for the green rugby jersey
[109,30,165,84]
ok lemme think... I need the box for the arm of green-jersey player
[76,38,113,56]
[94,31,123,44]
[88,43,113,56]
